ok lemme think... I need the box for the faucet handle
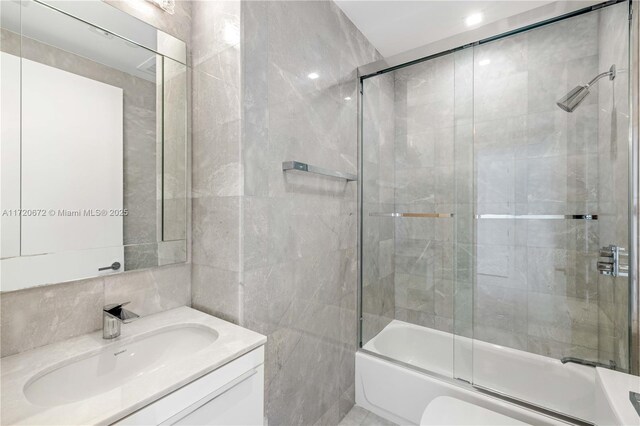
[104,301,129,311]
[103,302,139,323]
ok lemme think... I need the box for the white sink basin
[24,325,218,407]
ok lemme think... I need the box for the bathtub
[356,320,595,424]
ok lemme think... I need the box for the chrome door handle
[98,262,121,271]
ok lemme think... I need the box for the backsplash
[0,266,190,357]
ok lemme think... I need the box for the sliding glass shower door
[359,0,631,421]
[360,46,475,381]
[469,2,630,419]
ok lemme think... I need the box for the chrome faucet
[103,302,139,339]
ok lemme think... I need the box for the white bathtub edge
[355,350,576,426]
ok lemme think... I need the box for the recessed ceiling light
[344,97,352,101]
[479,59,491,66]
[465,13,483,27]
[308,72,319,80]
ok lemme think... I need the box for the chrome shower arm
[586,64,616,87]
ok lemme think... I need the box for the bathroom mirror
[0,0,188,291]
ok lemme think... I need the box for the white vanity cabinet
[115,347,264,426]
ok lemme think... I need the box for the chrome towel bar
[475,214,597,220]
[367,213,597,220]
[369,212,453,218]
[282,161,357,181]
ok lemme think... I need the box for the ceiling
[2,0,158,82]
[334,1,555,58]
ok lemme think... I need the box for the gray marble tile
[192,69,241,133]
[527,12,598,65]
[124,243,159,270]
[527,293,599,349]
[1,278,104,357]
[474,71,528,123]
[191,0,239,66]
[339,406,397,426]
[188,2,382,424]
[103,265,190,317]
[191,196,241,271]
[394,273,434,314]
[475,283,527,334]
[192,121,243,198]
[191,264,241,324]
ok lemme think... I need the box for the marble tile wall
[0,1,192,358]
[191,1,381,424]
[241,2,379,424]
[190,0,243,324]
[0,264,191,357]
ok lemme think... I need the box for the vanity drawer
[171,365,263,425]
[115,346,264,426]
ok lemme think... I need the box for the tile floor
[338,406,398,426]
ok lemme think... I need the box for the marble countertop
[1,306,267,425]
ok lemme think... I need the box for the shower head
[556,64,616,113]
[556,85,590,113]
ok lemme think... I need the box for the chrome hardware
[475,214,597,220]
[369,212,453,218]
[598,245,629,277]
[98,262,121,271]
[561,357,617,370]
[102,302,139,339]
[282,161,357,181]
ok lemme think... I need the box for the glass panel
[595,1,631,374]
[452,47,475,382]
[470,3,630,420]
[360,74,396,347]
[360,50,471,380]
